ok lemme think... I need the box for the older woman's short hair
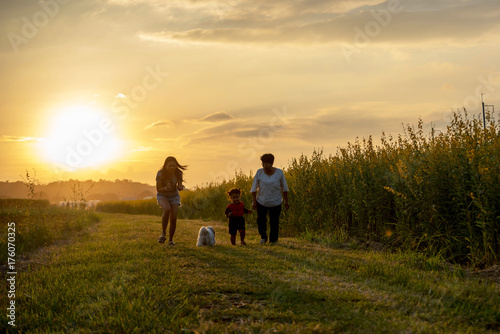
[260,153,275,165]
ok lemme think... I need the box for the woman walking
[251,153,289,244]
[156,156,187,245]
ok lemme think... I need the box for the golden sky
[1,0,500,187]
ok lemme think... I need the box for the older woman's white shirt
[251,168,289,207]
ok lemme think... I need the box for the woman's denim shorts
[157,193,181,206]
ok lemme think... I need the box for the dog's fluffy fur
[196,226,216,246]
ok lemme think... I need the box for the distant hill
[0,179,156,203]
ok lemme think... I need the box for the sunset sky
[1,0,499,187]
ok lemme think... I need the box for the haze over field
[1,0,499,187]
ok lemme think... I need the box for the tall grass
[0,199,50,209]
[285,110,500,266]
[0,200,100,262]
[96,198,162,216]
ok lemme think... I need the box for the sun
[42,105,123,170]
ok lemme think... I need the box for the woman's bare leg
[159,198,171,237]
[169,204,180,242]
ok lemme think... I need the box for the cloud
[151,137,177,142]
[179,120,255,147]
[135,0,500,47]
[180,112,291,147]
[0,135,41,142]
[199,112,234,122]
[144,121,173,130]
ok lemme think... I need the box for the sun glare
[42,106,122,170]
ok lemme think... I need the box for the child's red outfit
[225,201,250,235]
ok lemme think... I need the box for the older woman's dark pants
[256,202,282,243]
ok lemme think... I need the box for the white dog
[196,226,216,246]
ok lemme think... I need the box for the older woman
[251,153,289,244]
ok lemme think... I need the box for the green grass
[2,213,499,333]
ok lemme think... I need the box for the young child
[225,188,252,245]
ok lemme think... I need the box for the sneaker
[260,239,267,245]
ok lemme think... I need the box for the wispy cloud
[180,115,290,147]
[129,146,156,152]
[0,135,41,142]
[199,111,234,122]
[144,121,173,130]
[151,137,177,143]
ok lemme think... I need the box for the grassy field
[2,213,499,333]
